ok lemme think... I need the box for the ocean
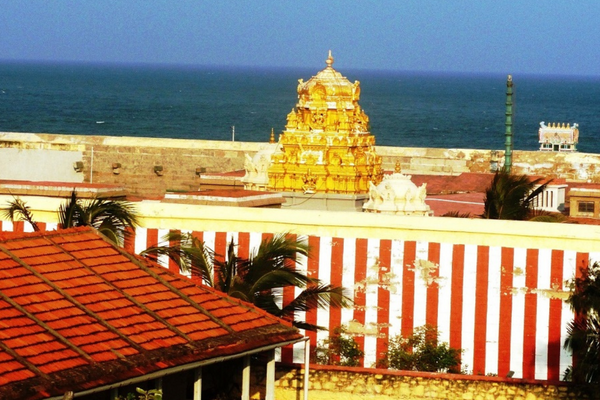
[1,61,599,153]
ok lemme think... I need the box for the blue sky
[2,1,599,76]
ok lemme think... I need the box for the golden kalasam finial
[326,50,334,67]
[270,128,275,144]
[395,161,401,173]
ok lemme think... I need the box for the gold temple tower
[267,51,383,194]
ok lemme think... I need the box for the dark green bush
[315,326,364,367]
[383,325,462,373]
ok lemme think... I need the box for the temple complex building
[243,52,383,209]
[538,121,579,151]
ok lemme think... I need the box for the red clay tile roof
[411,173,494,195]
[0,227,302,400]
[426,192,486,216]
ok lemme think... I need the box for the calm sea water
[1,61,599,153]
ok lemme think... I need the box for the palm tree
[564,261,600,383]
[481,171,550,220]
[142,232,351,331]
[57,191,139,245]
[2,191,138,246]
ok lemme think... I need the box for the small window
[578,201,595,213]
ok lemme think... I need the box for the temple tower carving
[264,51,383,194]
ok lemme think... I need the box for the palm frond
[2,197,40,231]
[84,198,139,229]
[279,284,352,319]
[243,234,310,289]
[214,239,238,293]
[482,171,552,220]
[58,191,81,229]
[141,230,351,330]
[293,321,328,331]
[248,234,309,274]
[250,269,313,294]
[57,191,139,246]
[141,231,215,287]
[252,291,282,316]
[441,211,472,218]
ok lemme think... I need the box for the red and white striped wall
[131,227,588,381]
[0,220,588,381]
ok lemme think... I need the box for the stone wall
[3,131,600,197]
[377,145,600,180]
[0,132,262,196]
[273,365,591,400]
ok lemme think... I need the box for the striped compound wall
[0,219,589,381]
[129,227,588,381]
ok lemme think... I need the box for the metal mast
[504,75,514,172]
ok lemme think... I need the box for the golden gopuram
[266,51,383,194]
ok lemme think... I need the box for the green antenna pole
[504,75,513,173]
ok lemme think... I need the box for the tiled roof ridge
[0,225,90,241]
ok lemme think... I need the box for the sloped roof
[0,227,302,400]
[411,173,494,195]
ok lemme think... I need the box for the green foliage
[315,326,364,366]
[142,233,351,331]
[1,191,138,246]
[142,230,216,287]
[1,197,40,231]
[527,210,569,223]
[116,388,162,400]
[564,261,600,383]
[383,325,462,373]
[481,171,550,220]
[441,211,472,218]
[58,191,139,245]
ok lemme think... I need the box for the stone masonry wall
[0,132,263,196]
[273,365,592,400]
[3,132,600,197]
[377,145,600,180]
